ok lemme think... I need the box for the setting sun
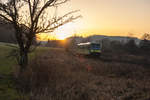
[37,22,77,41]
[56,34,68,40]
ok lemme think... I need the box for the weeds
[13,48,150,100]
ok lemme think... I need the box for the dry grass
[14,48,150,100]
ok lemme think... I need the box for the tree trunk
[19,51,28,73]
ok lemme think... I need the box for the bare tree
[141,33,150,40]
[140,33,150,52]
[0,0,80,72]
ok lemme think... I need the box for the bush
[13,50,95,100]
[139,40,150,54]
[124,39,138,54]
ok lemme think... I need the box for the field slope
[22,48,150,100]
[0,42,150,100]
[0,42,52,100]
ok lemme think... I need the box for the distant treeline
[0,20,16,43]
[0,19,37,44]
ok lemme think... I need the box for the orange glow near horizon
[36,32,71,41]
[56,34,69,40]
[37,0,150,40]
[37,22,78,41]
[66,0,150,38]
[36,33,69,41]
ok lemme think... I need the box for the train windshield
[91,44,100,50]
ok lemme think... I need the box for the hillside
[67,35,141,46]
[87,35,141,45]
[0,19,35,44]
[0,18,17,43]
[0,22,16,43]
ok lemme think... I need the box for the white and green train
[77,42,102,55]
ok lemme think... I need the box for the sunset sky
[39,0,150,40]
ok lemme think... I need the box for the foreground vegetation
[15,48,150,100]
[0,42,150,100]
[0,43,52,100]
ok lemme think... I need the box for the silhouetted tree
[0,0,80,72]
[125,39,138,54]
[140,33,150,53]
[65,36,77,53]
[141,33,150,40]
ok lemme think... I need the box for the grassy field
[0,43,53,100]
[0,42,52,74]
[0,43,16,74]
[1,42,150,100]
[19,48,150,100]
[0,43,18,100]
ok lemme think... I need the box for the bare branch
[52,0,68,6]
[0,14,12,22]
[0,0,81,70]
[36,15,81,33]
[33,0,55,24]
[27,0,33,23]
